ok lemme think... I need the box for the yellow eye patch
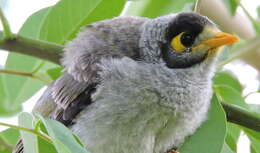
[170,32,186,52]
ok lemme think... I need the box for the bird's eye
[170,32,195,52]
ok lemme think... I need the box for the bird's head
[140,12,239,68]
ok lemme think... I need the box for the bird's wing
[49,72,96,125]
[49,16,148,125]
[32,72,94,125]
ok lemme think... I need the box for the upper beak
[192,32,239,51]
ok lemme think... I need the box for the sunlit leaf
[39,0,126,44]
[178,95,227,153]
[213,72,243,93]
[19,7,50,38]
[0,8,53,116]
[66,0,127,41]
[125,0,195,17]
[214,85,248,108]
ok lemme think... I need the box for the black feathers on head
[166,13,212,40]
[161,13,214,69]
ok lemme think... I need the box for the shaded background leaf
[222,0,239,16]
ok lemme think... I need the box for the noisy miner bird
[14,12,238,153]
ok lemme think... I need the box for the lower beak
[192,32,239,51]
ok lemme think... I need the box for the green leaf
[220,143,234,153]
[252,20,260,35]
[39,117,89,153]
[225,123,240,152]
[178,95,227,153]
[38,136,58,153]
[0,76,21,116]
[38,121,58,153]
[250,138,260,153]
[18,113,58,153]
[241,126,260,153]
[125,0,195,17]
[0,128,20,153]
[244,128,260,153]
[257,6,260,19]
[213,72,243,93]
[222,0,239,16]
[66,0,127,41]
[46,67,63,80]
[214,85,248,108]
[18,112,39,153]
[0,128,20,146]
[19,7,50,38]
[39,0,126,44]
[0,8,52,116]
[251,146,259,153]
[213,75,247,152]
[243,127,260,143]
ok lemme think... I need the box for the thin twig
[235,0,255,23]
[193,0,201,13]
[0,8,14,39]
[0,122,53,144]
[243,91,260,99]
[0,69,51,84]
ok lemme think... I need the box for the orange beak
[192,32,239,51]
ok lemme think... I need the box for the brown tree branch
[222,102,260,132]
[0,31,63,64]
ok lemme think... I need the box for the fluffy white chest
[70,58,213,153]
